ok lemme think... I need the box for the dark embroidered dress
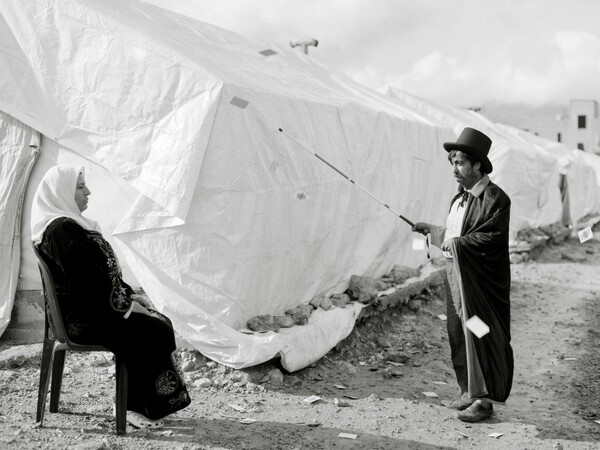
[39,217,190,420]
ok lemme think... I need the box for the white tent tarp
[387,88,569,238]
[1,0,456,370]
[0,112,38,337]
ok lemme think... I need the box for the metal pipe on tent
[278,127,424,233]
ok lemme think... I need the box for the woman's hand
[130,301,154,317]
[130,293,154,310]
[412,222,431,235]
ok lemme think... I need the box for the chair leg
[114,356,128,436]
[36,339,57,425]
[49,349,66,413]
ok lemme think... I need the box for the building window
[557,132,562,142]
[577,143,585,150]
[578,115,586,128]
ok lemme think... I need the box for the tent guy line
[278,127,419,232]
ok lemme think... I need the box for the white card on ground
[437,314,447,321]
[487,432,503,439]
[422,391,438,398]
[466,315,490,338]
[338,432,358,439]
[578,226,593,243]
[412,238,425,250]
[303,395,323,404]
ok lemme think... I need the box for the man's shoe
[442,397,474,411]
[457,401,493,422]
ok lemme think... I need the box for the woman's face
[74,173,91,212]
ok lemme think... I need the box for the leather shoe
[457,401,493,422]
[442,397,474,411]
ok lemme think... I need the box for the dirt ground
[2,230,600,449]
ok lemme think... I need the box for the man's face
[450,151,481,189]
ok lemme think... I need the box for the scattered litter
[487,432,503,439]
[433,381,447,385]
[228,404,246,412]
[422,391,438,398]
[334,384,348,390]
[338,432,358,440]
[578,227,593,243]
[377,287,397,297]
[358,362,366,366]
[454,429,470,439]
[563,357,577,361]
[595,420,600,425]
[343,394,359,400]
[239,418,257,425]
[303,395,323,404]
[306,421,321,427]
[387,361,404,367]
[465,315,490,338]
[437,314,447,321]
[156,430,173,436]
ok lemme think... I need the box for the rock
[389,265,419,285]
[285,304,313,325]
[318,297,334,311]
[338,361,358,375]
[0,344,42,369]
[193,378,212,388]
[309,295,334,310]
[181,360,196,372]
[561,252,586,262]
[330,293,350,307]
[385,351,410,364]
[239,369,265,385]
[267,368,284,384]
[407,298,421,312]
[376,336,392,348]
[247,315,280,332]
[334,398,350,407]
[348,275,386,304]
[273,315,295,328]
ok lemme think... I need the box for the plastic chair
[32,242,128,435]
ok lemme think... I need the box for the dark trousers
[444,261,468,395]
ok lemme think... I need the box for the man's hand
[412,222,431,235]
[441,238,457,254]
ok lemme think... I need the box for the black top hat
[443,127,493,174]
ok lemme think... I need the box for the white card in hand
[466,315,489,338]
[412,238,425,250]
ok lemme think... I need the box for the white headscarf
[31,165,100,244]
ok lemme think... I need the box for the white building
[558,100,600,155]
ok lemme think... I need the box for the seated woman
[31,165,191,429]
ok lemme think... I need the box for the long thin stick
[278,127,416,228]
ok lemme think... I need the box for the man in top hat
[412,127,513,422]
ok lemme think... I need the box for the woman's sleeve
[42,218,131,320]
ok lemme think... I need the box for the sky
[144,0,600,109]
